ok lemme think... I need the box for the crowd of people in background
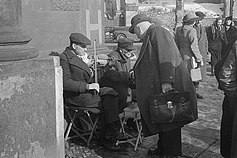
[59,11,237,158]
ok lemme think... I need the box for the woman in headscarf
[214,28,237,158]
[206,17,223,76]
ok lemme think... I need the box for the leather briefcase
[148,90,195,124]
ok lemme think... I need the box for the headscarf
[211,17,223,40]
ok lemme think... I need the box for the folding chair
[64,103,101,146]
[116,103,143,151]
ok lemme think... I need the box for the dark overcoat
[60,47,119,124]
[133,25,198,137]
[214,37,237,158]
[206,24,223,66]
[99,50,130,113]
[60,47,101,107]
[194,24,208,81]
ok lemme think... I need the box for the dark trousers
[158,127,182,157]
[220,94,237,158]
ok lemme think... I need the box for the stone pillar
[223,0,231,17]
[174,0,184,30]
[0,0,38,61]
[0,56,64,158]
[0,1,64,157]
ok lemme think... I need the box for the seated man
[60,33,121,151]
[99,37,136,113]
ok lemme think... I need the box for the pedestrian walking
[175,11,203,99]
[206,17,223,76]
[193,11,209,98]
[221,16,237,56]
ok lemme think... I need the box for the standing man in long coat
[129,14,198,158]
[193,11,209,99]
[206,17,223,76]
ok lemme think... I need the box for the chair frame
[64,104,100,146]
[116,108,143,151]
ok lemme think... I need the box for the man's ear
[72,43,76,49]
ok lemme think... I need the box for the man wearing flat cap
[100,37,136,114]
[60,33,121,151]
[129,13,198,157]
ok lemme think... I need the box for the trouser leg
[158,127,182,157]
[221,95,237,158]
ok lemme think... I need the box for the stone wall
[22,0,105,55]
[0,56,64,158]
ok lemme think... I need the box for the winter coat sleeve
[188,28,202,62]
[149,26,182,84]
[60,53,87,93]
[105,68,130,82]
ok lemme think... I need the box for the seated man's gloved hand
[161,83,173,93]
[88,83,100,93]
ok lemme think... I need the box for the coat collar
[63,47,91,75]
[133,24,154,69]
[133,36,149,69]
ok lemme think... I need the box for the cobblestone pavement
[66,66,224,158]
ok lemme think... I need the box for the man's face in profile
[73,43,87,56]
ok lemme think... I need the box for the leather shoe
[99,138,121,152]
[147,147,163,156]
[196,93,204,99]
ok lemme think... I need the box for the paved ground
[65,65,225,158]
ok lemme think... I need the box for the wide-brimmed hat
[183,11,199,23]
[118,38,136,50]
[195,11,206,20]
[129,14,152,34]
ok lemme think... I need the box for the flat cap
[118,38,136,50]
[69,33,91,48]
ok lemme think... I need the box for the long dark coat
[133,25,198,137]
[206,23,223,66]
[214,36,237,158]
[194,24,208,81]
[60,47,119,124]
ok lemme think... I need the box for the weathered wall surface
[22,0,105,54]
[0,56,64,158]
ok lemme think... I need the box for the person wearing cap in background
[222,16,237,56]
[99,37,138,133]
[129,14,198,158]
[100,37,136,113]
[192,11,208,99]
[176,11,203,99]
[59,33,121,151]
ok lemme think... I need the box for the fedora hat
[195,11,206,20]
[183,11,199,23]
[129,14,152,34]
